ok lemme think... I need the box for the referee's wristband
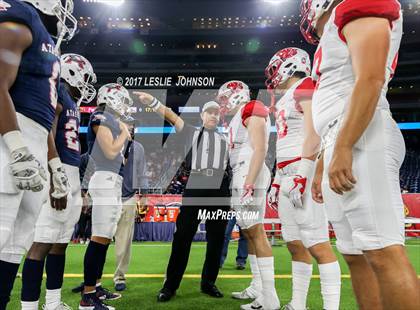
[149,98,162,112]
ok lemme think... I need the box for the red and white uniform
[228,101,271,229]
[314,0,405,254]
[274,77,329,248]
[274,77,314,161]
[311,0,402,137]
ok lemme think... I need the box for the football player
[20,54,96,310]
[79,84,133,310]
[217,81,280,310]
[0,0,76,308]
[265,47,341,310]
[301,0,420,309]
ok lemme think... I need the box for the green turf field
[8,239,420,309]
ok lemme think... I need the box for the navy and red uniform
[0,0,60,131]
[55,85,81,167]
[87,110,125,175]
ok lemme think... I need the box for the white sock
[45,288,61,309]
[319,261,341,310]
[21,301,39,310]
[290,261,313,310]
[249,254,262,294]
[257,256,280,309]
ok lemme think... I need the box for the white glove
[240,184,255,207]
[49,157,70,199]
[268,173,281,209]
[4,131,47,192]
[280,159,315,208]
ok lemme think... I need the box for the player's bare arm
[301,99,321,160]
[0,22,32,135]
[329,17,391,195]
[244,115,268,186]
[312,151,324,204]
[134,91,185,132]
[94,123,131,160]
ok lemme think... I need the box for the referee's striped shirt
[180,124,229,172]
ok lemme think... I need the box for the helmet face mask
[300,0,336,45]
[97,83,133,118]
[23,0,77,48]
[60,53,97,105]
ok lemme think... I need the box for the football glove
[240,184,255,207]
[280,159,315,208]
[3,130,47,192]
[268,172,281,209]
[49,157,70,199]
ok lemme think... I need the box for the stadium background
[10,1,420,309]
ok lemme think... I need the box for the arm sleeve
[293,77,315,113]
[241,100,269,127]
[335,0,401,42]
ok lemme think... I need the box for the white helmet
[60,53,97,105]
[265,47,311,90]
[97,83,133,118]
[216,80,250,113]
[23,0,78,46]
[300,0,337,44]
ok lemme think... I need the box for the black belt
[190,168,224,177]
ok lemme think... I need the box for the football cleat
[79,294,114,310]
[42,302,72,310]
[96,286,121,301]
[232,287,260,300]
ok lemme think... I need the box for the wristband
[149,98,162,112]
[49,157,63,172]
[3,130,26,153]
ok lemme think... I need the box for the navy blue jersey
[0,0,60,131]
[87,109,125,176]
[55,85,81,167]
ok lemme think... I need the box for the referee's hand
[134,91,154,105]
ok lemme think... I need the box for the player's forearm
[335,78,383,149]
[0,90,19,135]
[302,133,320,161]
[245,147,266,185]
[107,134,128,159]
[161,106,184,132]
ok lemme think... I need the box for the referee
[135,92,231,302]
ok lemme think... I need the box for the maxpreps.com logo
[0,1,11,11]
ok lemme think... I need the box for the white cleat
[232,287,260,300]
[240,299,264,310]
[42,302,73,310]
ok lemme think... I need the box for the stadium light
[83,0,125,6]
[263,0,288,4]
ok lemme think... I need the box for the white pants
[322,110,405,254]
[0,113,49,263]
[231,163,271,229]
[34,165,82,244]
[278,161,330,249]
[89,171,123,239]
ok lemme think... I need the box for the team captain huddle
[0,0,419,310]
